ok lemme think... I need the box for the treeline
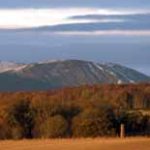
[0,84,150,139]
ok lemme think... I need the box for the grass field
[0,138,150,150]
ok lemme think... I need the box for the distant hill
[0,60,149,91]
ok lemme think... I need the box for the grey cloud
[26,21,150,32]
[17,13,148,32]
[70,13,150,21]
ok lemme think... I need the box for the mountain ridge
[0,59,149,91]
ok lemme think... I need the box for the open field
[0,138,150,150]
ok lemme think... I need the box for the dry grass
[0,137,150,150]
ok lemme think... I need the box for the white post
[120,124,125,138]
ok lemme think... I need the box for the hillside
[0,60,149,91]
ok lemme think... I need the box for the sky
[0,0,150,75]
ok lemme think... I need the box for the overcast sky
[0,0,150,8]
[0,0,150,75]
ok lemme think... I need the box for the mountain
[0,60,149,91]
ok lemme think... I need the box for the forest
[0,84,150,139]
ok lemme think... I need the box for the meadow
[0,138,150,150]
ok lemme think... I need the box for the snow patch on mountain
[117,79,123,84]
[129,79,136,83]
[107,70,117,77]
[38,59,66,65]
[94,63,104,72]
[0,61,27,73]
[88,63,97,75]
